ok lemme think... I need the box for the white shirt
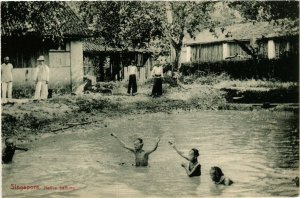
[128,65,137,75]
[1,63,13,82]
[35,64,49,82]
[151,66,163,77]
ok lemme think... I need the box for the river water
[2,110,299,197]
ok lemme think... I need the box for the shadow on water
[2,111,299,197]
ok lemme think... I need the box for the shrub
[75,97,112,113]
[180,55,299,81]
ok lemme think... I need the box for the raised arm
[111,133,134,152]
[15,146,28,151]
[168,141,189,161]
[145,137,160,155]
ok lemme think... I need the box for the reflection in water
[2,111,299,197]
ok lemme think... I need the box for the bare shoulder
[224,177,233,186]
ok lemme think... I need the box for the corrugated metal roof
[1,2,89,38]
[83,39,153,53]
[185,21,299,45]
[58,3,89,37]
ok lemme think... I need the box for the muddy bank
[2,84,298,141]
[222,87,298,103]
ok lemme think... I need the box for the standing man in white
[127,60,138,96]
[1,56,14,103]
[34,55,49,100]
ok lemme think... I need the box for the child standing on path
[111,133,160,166]
[169,140,201,177]
[151,63,164,97]
[127,60,138,96]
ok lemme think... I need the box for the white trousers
[2,82,13,101]
[34,81,48,100]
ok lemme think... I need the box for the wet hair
[191,148,199,157]
[210,166,224,177]
[136,138,143,144]
[5,138,14,146]
[5,137,13,143]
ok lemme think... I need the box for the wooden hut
[1,2,89,92]
[182,21,299,63]
[83,39,153,83]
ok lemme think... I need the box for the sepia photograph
[1,1,299,197]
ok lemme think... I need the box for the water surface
[3,110,299,197]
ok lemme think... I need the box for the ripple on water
[2,111,299,197]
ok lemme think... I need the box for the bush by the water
[180,55,299,81]
[75,97,114,113]
[181,72,231,85]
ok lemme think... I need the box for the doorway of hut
[83,51,152,83]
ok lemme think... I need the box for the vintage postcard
[1,1,299,197]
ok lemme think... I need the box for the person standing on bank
[151,63,163,97]
[1,56,14,103]
[127,60,138,96]
[34,55,49,100]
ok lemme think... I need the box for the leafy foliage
[79,1,163,48]
[161,2,215,70]
[1,1,87,41]
[79,1,217,72]
[181,54,299,81]
[226,1,299,60]
[228,1,299,22]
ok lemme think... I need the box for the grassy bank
[2,75,298,139]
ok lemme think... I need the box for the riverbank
[2,81,298,142]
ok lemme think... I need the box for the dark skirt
[151,77,162,97]
[128,74,137,95]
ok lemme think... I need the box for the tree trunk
[173,46,182,72]
[171,45,182,85]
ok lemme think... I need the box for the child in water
[168,140,201,177]
[210,166,233,186]
[111,133,160,166]
[2,138,28,164]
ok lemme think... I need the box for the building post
[222,43,229,60]
[286,41,290,52]
[186,46,191,63]
[70,40,83,91]
[268,40,276,59]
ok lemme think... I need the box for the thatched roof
[185,21,299,46]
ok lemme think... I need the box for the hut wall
[227,42,251,59]
[191,43,223,62]
[2,39,83,91]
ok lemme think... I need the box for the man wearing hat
[1,56,14,103]
[34,55,49,100]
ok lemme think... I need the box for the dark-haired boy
[210,166,233,186]
[2,138,28,164]
[111,133,160,166]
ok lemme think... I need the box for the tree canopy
[79,1,163,48]
[228,1,299,22]
[1,1,87,40]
